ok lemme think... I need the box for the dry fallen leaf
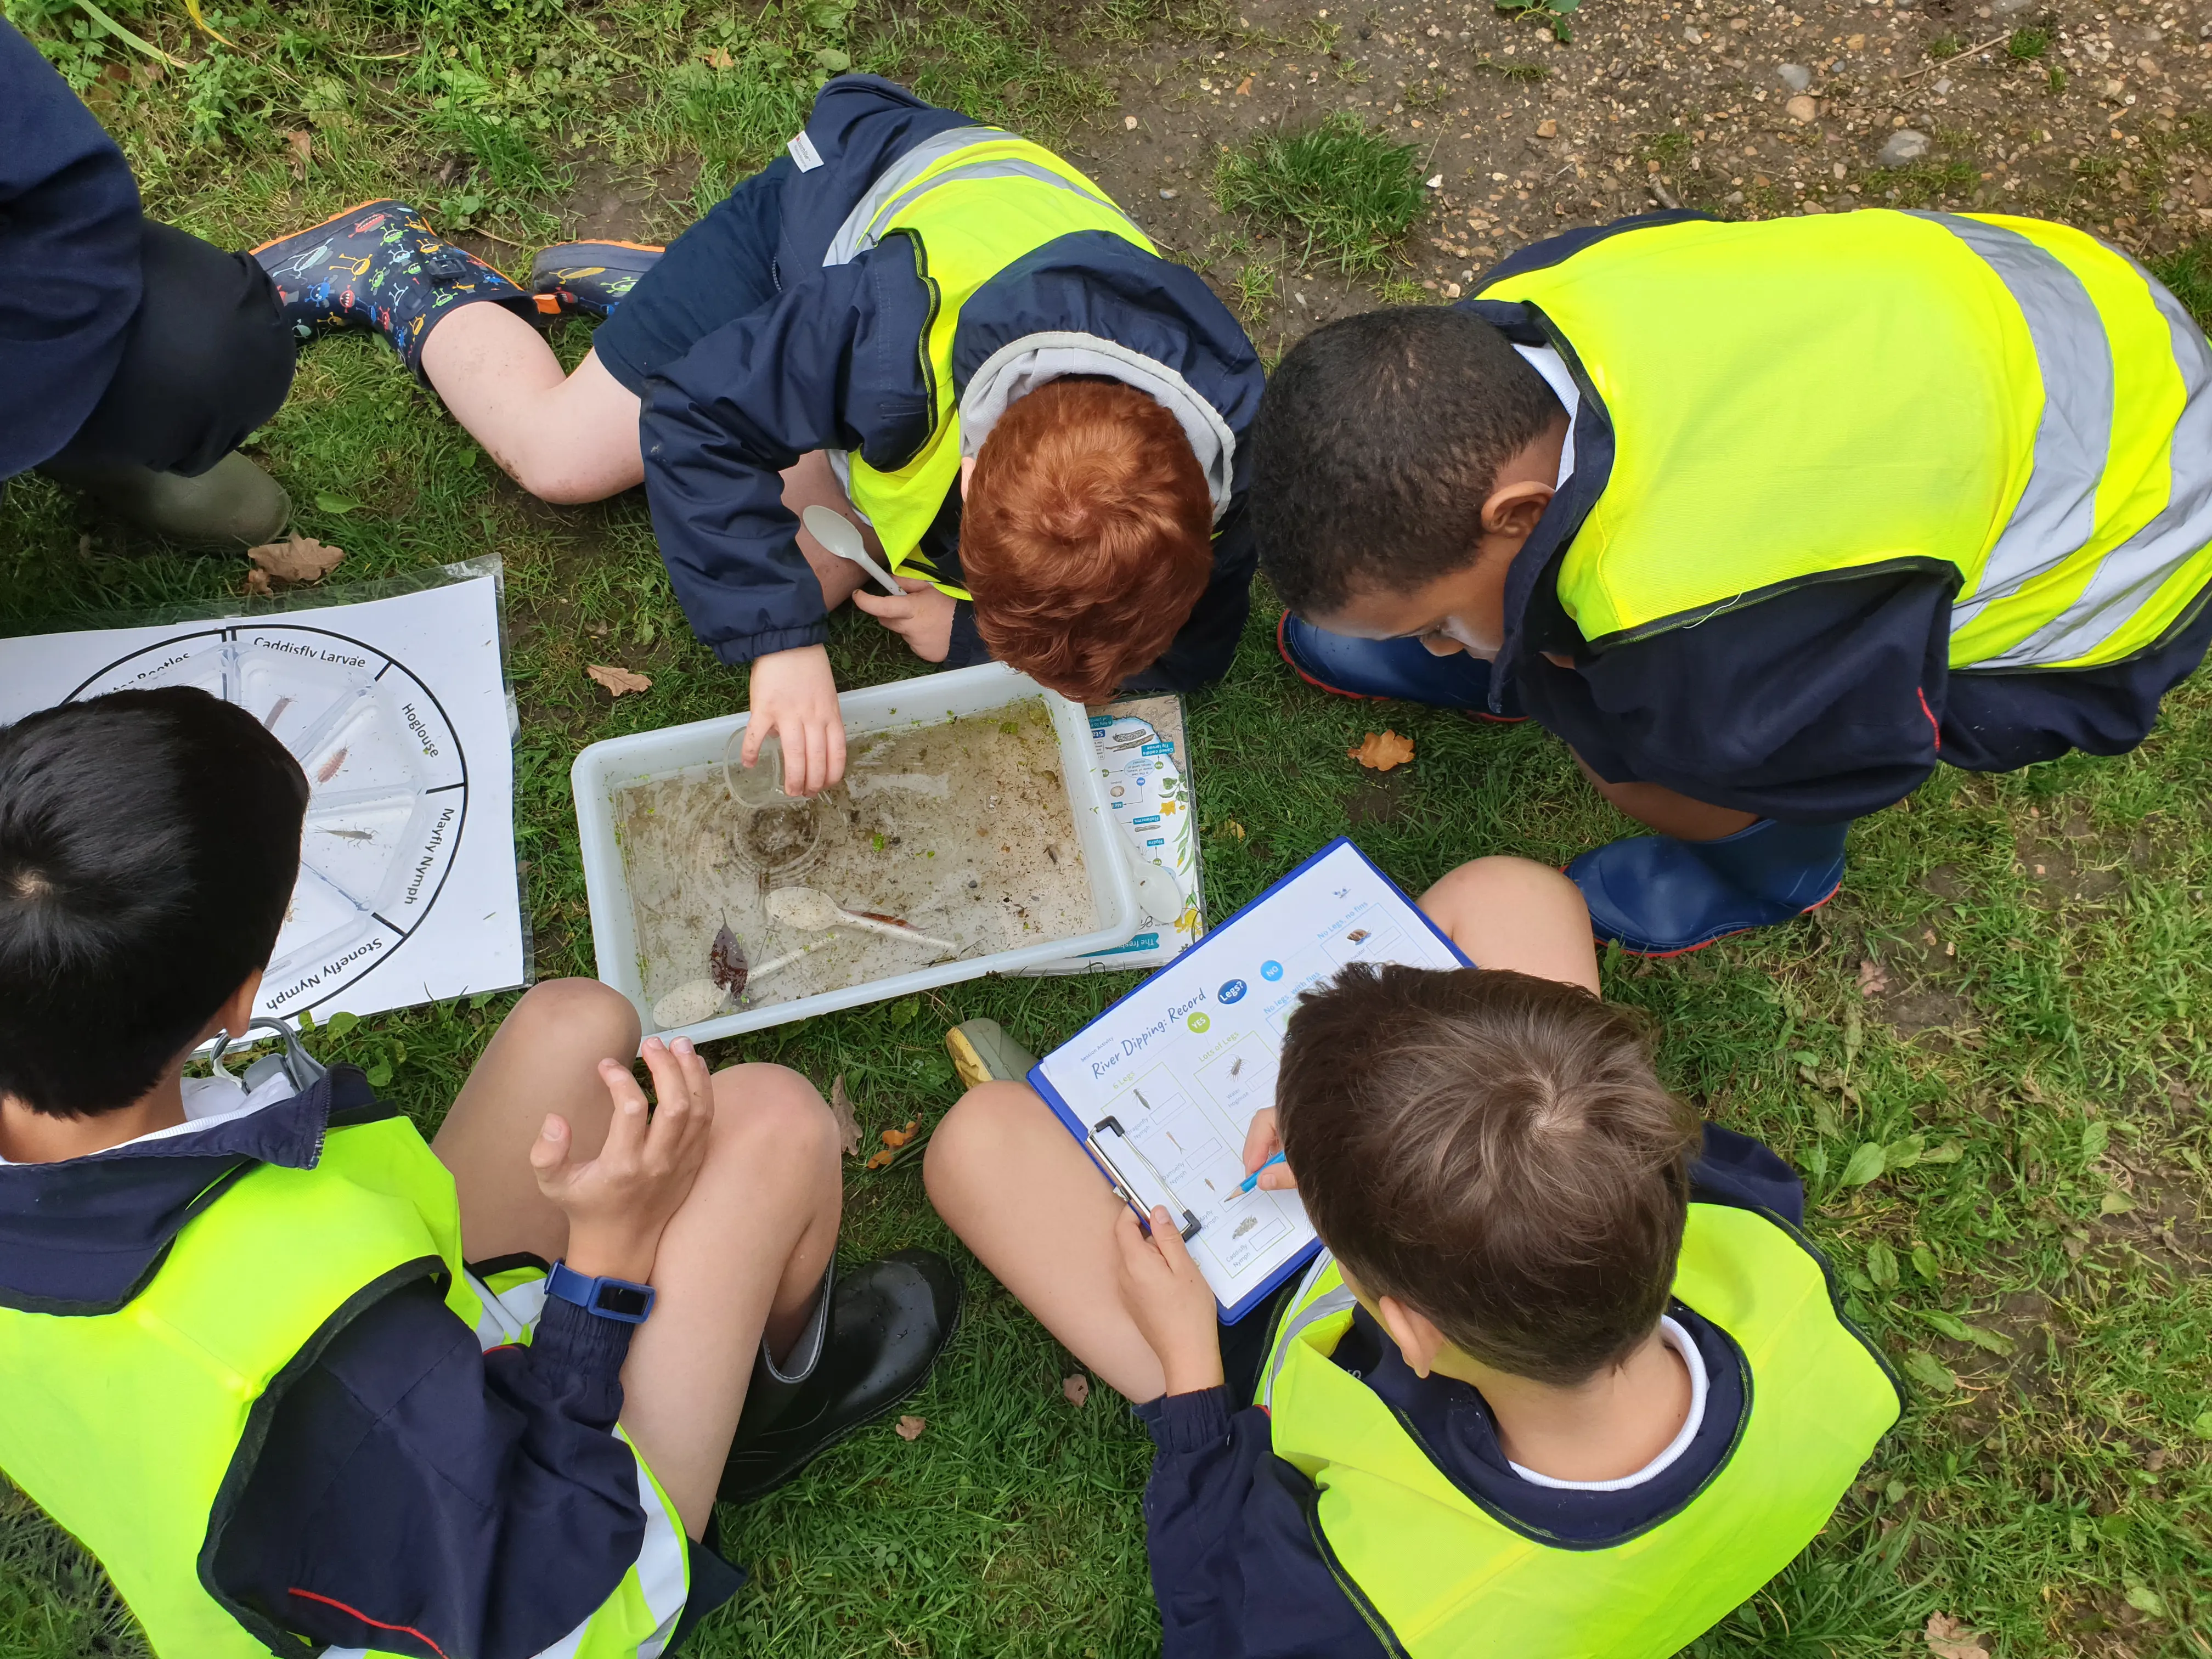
[1062,1373,1091,1407]
[830,1074,861,1159]
[894,1414,927,1441]
[587,663,652,697]
[709,924,748,997]
[247,533,346,585]
[1923,1613,1990,1659]
[1536,118,1558,137]
[1348,729,1417,772]
[1857,958,1889,998]
[285,128,313,179]
[1221,819,1245,840]
[1234,74,1254,94]
[881,1118,919,1149]
[244,568,275,597]
[866,1149,895,1171]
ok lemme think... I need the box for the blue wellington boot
[528,240,664,319]
[1277,614,1525,720]
[252,200,537,376]
[1568,818,1851,957]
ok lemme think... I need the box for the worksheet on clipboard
[1028,839,1470,1319]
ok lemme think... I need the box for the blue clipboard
[1028,837,1471,1323]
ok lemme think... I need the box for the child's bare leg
[433,977,638,1261]
[417,306,646,504]
[924,1080,1168,1403]
[1419,856,1601,995]
[618,1062,840,1534]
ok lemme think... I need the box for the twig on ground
[1897,34,2009,80]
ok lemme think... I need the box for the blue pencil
[1228,1150,1286,1199]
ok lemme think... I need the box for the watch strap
[545,1259,656,1324]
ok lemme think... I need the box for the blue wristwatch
[545,1260,656,1324]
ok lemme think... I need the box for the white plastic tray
[571,663,1140,1040]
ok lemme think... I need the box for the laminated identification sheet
[0,562,526,1025]
[1029,839,1469,1319]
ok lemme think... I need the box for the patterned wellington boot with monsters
[251,200,543,376]
[527,241,665,320]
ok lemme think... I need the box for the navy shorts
[592,157,795,395]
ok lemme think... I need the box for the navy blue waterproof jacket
[1462,216,2212,824]
[1135,1125,1810,1658]
[0,1067,738,1659]
[640,76,1265,686]
[0,19,143,477]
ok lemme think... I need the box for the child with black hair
[1252,212,2212,957]
[926,855,1902,1657]
[0,686,958,1659]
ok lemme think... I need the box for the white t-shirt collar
[1506,1316,1710,1492]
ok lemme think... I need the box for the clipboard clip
[1090,1115,1202,1242]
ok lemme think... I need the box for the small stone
[1684,25,1703,41]
[1124,114,1138,129]
[1159,188,1180,199]
[1877,129,1931,165]
[2101,77,2127,99]
[1425,172,1444,188]
[1778,61,1812,91]
[1442,280,1463,297]
[1725,189,1746,203]
[1536,119,1558,137]
[1933,75,1952,92]
[1785,94,1820,122]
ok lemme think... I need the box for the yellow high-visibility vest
[0,1105,687,1659]
[1262,1203,1902,1657]
[820,127,1158,597]
[1481,211,2212,669]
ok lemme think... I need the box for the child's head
[1277,963,1700,1386]
[0,688,308,1117]
[1251,308,1565,656]
[961,379,1214,702]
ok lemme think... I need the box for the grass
[1213,111,1428,275]
[2151,240,2212,325]
[4,2,2212,1656]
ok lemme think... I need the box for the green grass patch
[2008,26,2051,59]
[1928,31,1967,58]
[2150,238,2212,328]
[1213,112,1427,275]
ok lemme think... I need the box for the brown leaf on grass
[1062,1373,1091,1407]
[829,1075,861,1158]
[866,1149,895,1171]
[1234,74,1254,93]
[1857,958,1889,998]
[893,1414,926,1441]
[881,1118,919,1149]
[1923,1613,1990,1659]
[243,568,275,597]
[247,534,346,585]
[1348,729,1416,772]
[285,129,313,179]
[586,664,652,697]
[709,924,748,996]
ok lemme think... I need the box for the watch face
[594,1282,653,1319]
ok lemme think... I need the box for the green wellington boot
[42,452,291,550]
[945,1018,1039,1088]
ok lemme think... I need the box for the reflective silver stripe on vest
[1910,212,2113,653]
[1912,211,2212,666]
[821,126,1133,267]
[1260,1282,1358,1410]
[1987,259,2212,665]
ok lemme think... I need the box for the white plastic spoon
[801,505,905,596]
[765,885,958,953]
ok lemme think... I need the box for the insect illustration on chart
[1347,928,1371,944]
[1229,1057,1244,1077]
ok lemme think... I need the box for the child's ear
[1479,478,1554,543]
[1376,1294,1449,1379]
[213,970,264,1041]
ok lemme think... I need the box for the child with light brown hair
[926,855,1904,1657]
[253,76,1263,793]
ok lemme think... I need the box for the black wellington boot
[718,1249,962,1505]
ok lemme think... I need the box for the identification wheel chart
[69,624,470,1018]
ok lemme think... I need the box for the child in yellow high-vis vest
[926,855,1904,1658]
[0,686,958,1659]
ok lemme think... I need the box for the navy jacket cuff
[527,1296,636,1415]
[712,622,832,667]
[1135,1386,1235,1455]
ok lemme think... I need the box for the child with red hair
[254,78,1262,792]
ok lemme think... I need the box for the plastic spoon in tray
[764,885,958,954]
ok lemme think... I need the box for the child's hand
[1115,1205,1225,1396]
[1241,1108,1299,1193]
[746,644,846,795]
[851,577,956,663]
[531,1037,715,1286]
